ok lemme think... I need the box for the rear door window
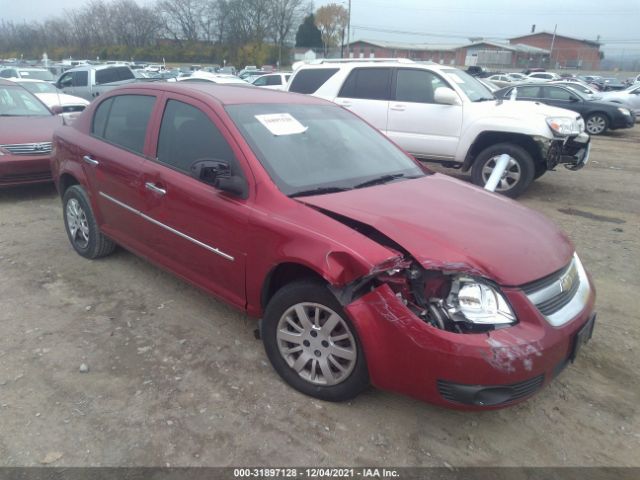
[93,95,155,154]
[289,68,339,94]
[95,68,119,85]
[339,68,392,100]
[156,100,238,175]
[266,75,282,86]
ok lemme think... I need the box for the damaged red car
[51,83,596,409]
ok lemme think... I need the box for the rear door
[386,68,463,159]
[78,93,160,252]
[334,67,392,132]
[140,95,251,308]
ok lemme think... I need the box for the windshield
[440,68,494,101]
[19,70,55,81]
[0,85,51,116]
[226,104,424,196]
[18,81,58,94]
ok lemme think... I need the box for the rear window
[289,68,339,94]
[339,68,392,101]
[95,67,134,84]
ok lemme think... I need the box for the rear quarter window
[289,68,339,94]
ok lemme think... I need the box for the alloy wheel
[66,198,90,249]
[481,155,522,192]
[585,115,606,135]
[276,302,357,386]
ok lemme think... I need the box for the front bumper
[345,279,596,409]
[611,113,636,130]
[0,154,52,187]
[545,133,591,171]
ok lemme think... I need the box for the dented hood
[300,174,573,286]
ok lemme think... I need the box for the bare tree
[315,3,348,57]
[271,0,308,66]
[158,0,205,42]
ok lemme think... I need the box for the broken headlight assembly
[374,264,516,334]
[445,276,516,327]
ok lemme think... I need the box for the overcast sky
[3,0,639,53]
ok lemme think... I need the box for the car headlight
[546,117,580,136]
[447,277,516,325]
[618,107,631,116]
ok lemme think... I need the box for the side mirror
[434,87,461,106]
[50,105,64,115]
[569,96,580,102]
[190,159,248,198]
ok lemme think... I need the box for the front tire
[63,185,116,259]
[471,143,535,198]
[585,113,609,135]
[262,280,369,402]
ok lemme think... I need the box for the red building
[509,32,601,70]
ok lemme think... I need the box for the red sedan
[0,79,62,187]
[51,83,595,409]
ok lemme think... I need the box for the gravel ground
[0,128,638,468]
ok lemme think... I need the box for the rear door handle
[390,104,406,111]
[336,99,352,107]
[145,182,166,195]
[83,155,99,166]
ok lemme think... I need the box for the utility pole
[549,24,557,68]
[346,0,352,58]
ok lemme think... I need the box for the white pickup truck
[287,59,590,197]
[55,65,137,101]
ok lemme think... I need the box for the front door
[141,96,251,308]
[386,68,463,160]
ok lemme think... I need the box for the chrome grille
[0,142,52,156]
[522,254,590,327]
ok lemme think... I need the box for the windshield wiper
[353,173,410,189]
[289,186,351,198]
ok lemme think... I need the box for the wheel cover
[481,155,522,192]
[276,302,357,386]
[586,115,606,134]
[66,198,90,249]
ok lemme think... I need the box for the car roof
[0,78,21,86]
[65,64,129,72]
[294,60,450,72]
[110,82,333,107]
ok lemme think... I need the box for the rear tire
[63,185,116,259]
[262,279,369,402]
[471,143,535,198]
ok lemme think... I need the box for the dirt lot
[0,128,639,468]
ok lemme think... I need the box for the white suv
[287,59,590,197]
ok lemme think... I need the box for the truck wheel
[471,143,535,198]
[262,279,369,402]
[585,113,609,135]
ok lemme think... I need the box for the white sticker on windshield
[446,73,464,84]
[255,113,308,136]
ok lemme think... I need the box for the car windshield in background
[0,85,51,116]
[18,81,58,94]
[19,70,55,81]
[441,68,495,101]
[226,104,424,196]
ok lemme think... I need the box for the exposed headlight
[447,277,516,325]
[618,107,631,116]
[546,117,580,136]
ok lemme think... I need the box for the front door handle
[83,155,99,166]
[390,104,406,111]
[336,99,352,107]
[145,182,167,195]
